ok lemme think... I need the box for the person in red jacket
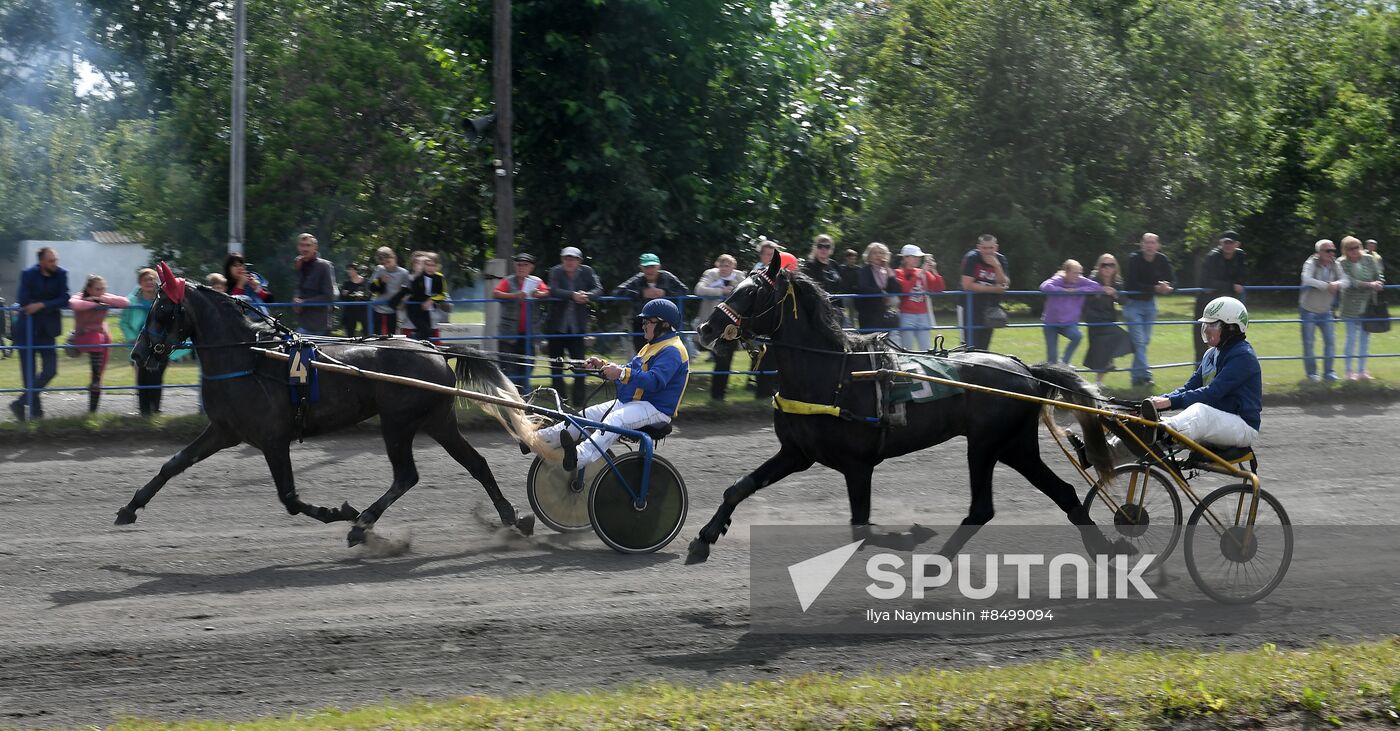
[893,244,944,350]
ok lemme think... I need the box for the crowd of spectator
[2,228,1391,421]
[2,233,460,421]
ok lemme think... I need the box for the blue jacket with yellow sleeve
[615,331,690,417]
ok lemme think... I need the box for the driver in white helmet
[1139,296,1261,448]
[536,297,691,472]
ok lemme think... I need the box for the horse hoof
[697,522,726,544]
[685,538,711,565]
[347,526,368,547]
[338,502,361,522]
[114,507,138,525]
[514,513,535,537]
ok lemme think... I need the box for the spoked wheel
[1185,484,1293,604]
[1083,464,1183,572]
[587,451,688,554]
[526,451,615,533]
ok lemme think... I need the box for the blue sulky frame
[554,410,659,509]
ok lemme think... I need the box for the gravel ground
[0,404,1396,726]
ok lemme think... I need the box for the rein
[722,271,1121,410]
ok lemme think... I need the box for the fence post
[523,297,533,386]
[962,289,975,347]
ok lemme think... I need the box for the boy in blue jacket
[538,298,691,470]
[1140,296,1261,448]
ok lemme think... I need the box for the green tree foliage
[451,0,861,284]
[90,0,494,292]
[841,0,1284,280]
[0,91,116,245]
[1301,6,1400,247]
[6,0,1400,296]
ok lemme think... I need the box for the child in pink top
[68,274,130,413]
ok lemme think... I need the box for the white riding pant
[1161,402,1258,448]
[538,399,670,467]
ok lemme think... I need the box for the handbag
[983,305,1009,329]
[1363,293,1390,334]
[64,331,82,358]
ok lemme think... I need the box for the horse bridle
[144,297,190,358]
[713,270,791,354]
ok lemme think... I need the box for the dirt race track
[1,402,1397,726]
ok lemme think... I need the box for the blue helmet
[640,298,683,329]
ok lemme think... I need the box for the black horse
[688,257,1121,564]
[120,263,543,545]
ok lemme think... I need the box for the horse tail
[445,346,560,461]
[1028,362,1113,478]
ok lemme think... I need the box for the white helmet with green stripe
[1198,296,1248,341]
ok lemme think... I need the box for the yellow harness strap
[773,393,841,417]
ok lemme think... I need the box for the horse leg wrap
[293,501,358,524]
[337,502,361,522]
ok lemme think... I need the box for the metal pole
[492,0,514,261]
[228,0,246,255]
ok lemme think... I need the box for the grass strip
[107,639,1399,730]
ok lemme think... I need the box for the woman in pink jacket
[68,274,129,413]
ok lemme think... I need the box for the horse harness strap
[772,393,841,418]
[285,342,321,443]
[202,368,255,381]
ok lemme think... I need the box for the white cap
[899,244,924,258]
[560,246,583,259]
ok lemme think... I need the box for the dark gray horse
[120,262,541,545]
[687,257,1123,564]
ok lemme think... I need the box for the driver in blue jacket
[538,298,691,471]
[1139,296,1261,449]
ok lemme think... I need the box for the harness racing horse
[119,262,544,545]
[688,257,1124,564]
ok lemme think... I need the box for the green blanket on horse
[888,353,962,404]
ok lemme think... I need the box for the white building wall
[8,240,152,300]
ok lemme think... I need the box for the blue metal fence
[2,284,1394,416]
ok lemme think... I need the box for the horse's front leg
[116,425,239,524]
[262,440,361,525]
[686,445,814,565]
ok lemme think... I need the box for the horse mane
[187,283,280,340]
[783,271,881,352]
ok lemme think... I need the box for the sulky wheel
[526,451,615,533]
[1083,463,1183,573]
[1184,484,1293,604]
[587,451,688,554]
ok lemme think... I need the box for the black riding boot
[88,387,101,413]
